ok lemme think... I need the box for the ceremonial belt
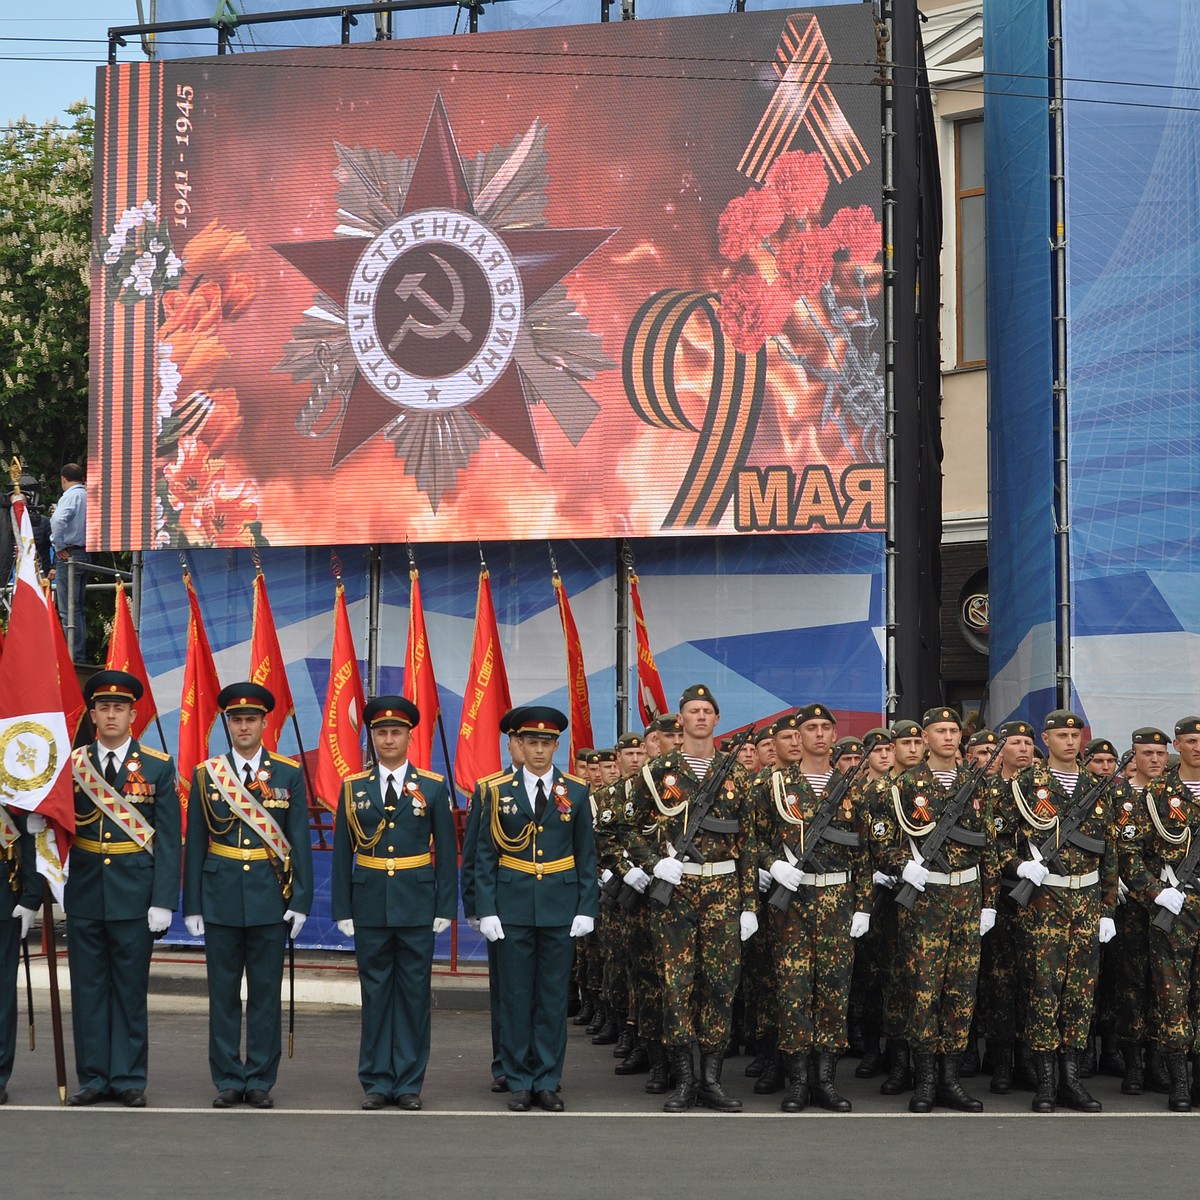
[74,836,144,856]
[209,843,270,862]
[1043,869,1100,890]
[680,859,737,878]
[925,867,980,886]
[798,870,849,887]
[72,747,156,856]
[499,854,575,878]
[0,805,18,855]
[356,852,432,873]
[1161,866,1196,892]
[204,757,292,865]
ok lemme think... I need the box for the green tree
[0,101,92,490]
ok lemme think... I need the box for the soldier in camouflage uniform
[1000,709,1118,1113]
[1119,716,1200,1110]
[628,685,758,1113]
[870,708,997,1113]
[588,749,630,1049]
[756,706,871,1112]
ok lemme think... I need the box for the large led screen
[91,7,882,549]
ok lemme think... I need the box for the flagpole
[40,882,68,1103]
[22,933,34,1050]
[615,540,632,735]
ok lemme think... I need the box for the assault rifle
[646,729,753,908]
[1010,749,1133,908]
[894,736,1007,910]
[767,754,868,913]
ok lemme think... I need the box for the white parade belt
[797,870,849,887]
[1043,869,1100,890]
[924,866,979,886]
[679,859,736,877]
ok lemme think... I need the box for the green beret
[1174,717,1200,737]
[775,711,801,732]
[1043,709,1084,731]
[1082,738,1116,761]
[718,737,734,753]
[922,706,961,729]
[890,719,923,740]
[997,719,1034,739]
[795,703,835,725]
[862,727,893,751]
[1130,728,1168,746]
[575,747,594,761]
[679,684,718,714]
[616,732,643,750]
[595,748,617,764]
[753,723,776,744]
[831,737,863,764]
[966,729,998,750]
[652,713,682,734]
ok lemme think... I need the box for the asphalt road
[4,1005,1194,1198]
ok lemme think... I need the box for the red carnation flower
[775,228,835,299]
[718,187,786,262]
[765,151,830,220]
[717,273,792,355]
[824,205,882,263]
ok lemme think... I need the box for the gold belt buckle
[386,857,396,871]
[536,863,544,879]
[241,848,251,862]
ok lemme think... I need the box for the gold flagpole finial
[9,458,22,491]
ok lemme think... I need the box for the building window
[955,117,986,367]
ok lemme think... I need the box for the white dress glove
[979,908,997,937]
[147,906,172,934]
[1155,887,1185,915]
[1117,877,1129,905]
[901,859,929,892]
[1098,916,1117,944]
[769,859,803,892]
[25,813,46,834]
[1016,859,1049,886]
[739,911,759,942]
[850,911,870,938]
[652,857,684,886]
[479,915,505,942]
[872,870,898,889]
[283,910,306,939]
[601,868,614,884]
[184,914,205,938]
[570,915,595,938]
[432,917,452,934]
[13,904,36,939]
[623,866,651,893]
[757,868,772,894]
[336,918,355,938]
[467,916,481,932]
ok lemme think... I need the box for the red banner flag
[403,566,439,771]
[0,495,75,900]
[552,569,594,766]
[178,571,222,815]
[629,572,668,729]
[453,565,511,797]
[249,569,295,753]
[314,582,366,810]
[45,581,86,745]
[106,578,158,741]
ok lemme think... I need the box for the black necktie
[384,775,399,813]
[243,762,254,789]
[535,779,548,821]
[104,752,118,786]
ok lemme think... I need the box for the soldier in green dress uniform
[64,670,179,1107]
[0,805,40,1105]
[183,682,313,1109]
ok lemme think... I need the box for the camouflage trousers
[626,903,664,1042]
[897,878,981,1055]
[769,880,854,1054]
[655,874,741,1050]
[597,908,632,1014]
[1098,899,1151,1044]
[852,887,905,1038]
[978,904,1022,1046]
[1149,896,1200,1054]
[742,893,778,1040]
[1015,883,1100,1052]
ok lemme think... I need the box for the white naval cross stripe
[205,757,292,861]
[71,746,156,854]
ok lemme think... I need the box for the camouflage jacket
[1118,767,1200,908]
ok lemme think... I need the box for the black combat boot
[988,1042,1014,1094]
[696,1049,742,1112]
[908,1051,936,1114]
[855,1023,884,1077]
[1014,1041,1038,1091]
[573,989,596,1027]
[644,1043,670,1095]
[1097,1033,1125,1077]
[1120,1041,1144,1095]
[744,1043,773,1077]
[1145,1044,1171,1093]
[753,1046,784,1095]
[812,1051,851,1112]
[1165,1051,1191,1112]
[591,1009,620,1046]
[662,1047,696,1113]
[880,1038,911,1094]
[780,1052,809,1113]
[585,1001,607,1037]
[615,1039,650,1075]
[1057,1048,1102,1113]
[1031,1051,1057,1113]
[937,1053,984,1113]
[612,1023,637,1059]
[1079,1038,1097,1078]
[959,1040,981,1078]
[1190,1053,1200,1108]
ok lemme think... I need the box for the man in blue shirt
[50,463,87,660]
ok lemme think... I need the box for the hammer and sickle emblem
[389,253,472,349]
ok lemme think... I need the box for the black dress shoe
[67,1087,106,1107]
[395,1094,422,1110]
[0,1086,8,1104]
[507,1089,532,1112]
[244,1089,274,1109]
[490,1076,509,1093]
[213,1089,243,1108]
[361,1093,388,1110]
[534,1089,565,1112]
[117,1089,147,1108]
